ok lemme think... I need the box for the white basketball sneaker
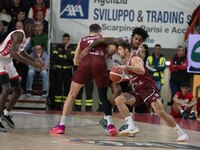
[176,133,189,142]
[119,124,139,137]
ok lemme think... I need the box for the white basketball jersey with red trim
[0,29,26,63]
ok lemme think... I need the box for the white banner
[50,0,199,48]
[187,34,200,73]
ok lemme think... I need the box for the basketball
[109,67,124,83]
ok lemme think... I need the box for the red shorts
[72,55,109,88]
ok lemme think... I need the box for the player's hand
[31,60,45,70]
[183,104,190,110]
[80,47,90,58]
[116,65,128,72]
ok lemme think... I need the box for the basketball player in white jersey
[0,18,44,132]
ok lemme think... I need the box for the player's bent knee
[115,96,125,105]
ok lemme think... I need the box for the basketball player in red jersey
[50,24,118,136]
[0,18,44,132]
[114,42,188,142]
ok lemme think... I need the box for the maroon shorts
[72,55,109,88]
[125,86,161,107]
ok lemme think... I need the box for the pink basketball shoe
[107,124,118,136]
[50,124,65,134]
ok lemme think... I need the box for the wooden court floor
[0,110,200,150]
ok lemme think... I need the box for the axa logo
[60,0,89,19]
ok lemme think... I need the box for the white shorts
[0,61,19,80]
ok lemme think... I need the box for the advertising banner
[51,0,199,48]
[187,34,200,73]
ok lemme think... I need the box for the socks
[190,110,195,113]
[105,115,113,125]
[180,110,184,113]
[4,109,9,116]
[59,116,68,125]
[174,124,185,136]
[125,115,136,129]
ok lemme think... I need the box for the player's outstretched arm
[127,56,145,74]
[81,37,122,58]
[10,32,44,70]
[20,51,35,62]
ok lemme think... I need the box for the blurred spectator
[74,79,94,112]
[171,82,197,119]
[168,46,189,105]
[26,44,49,97]
[6,0,26,20]
[28,0,50,21]
[32,21,48,50]
[34,10,48,33]
[139,43,149,64]
[15,21,24,30]
[135,44,150,113]
[0,20,7,43]
[146,44,166,91]
[50,33,75,110]
[0,0,9,13]
[7,9,26,33]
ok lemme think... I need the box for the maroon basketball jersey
[80,34,106,56]
[127,54,157,91]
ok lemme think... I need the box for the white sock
[174,124,185,136]
[125,115,136,129]
[59,116,67,125]
[4,109,9,116]
[105,115,113,125]
[190,110,195,113]
[180,110,184,113]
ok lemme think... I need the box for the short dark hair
[63,33,70,38]
[142,44,148,50]
[177,45,184,50]
[180,82,190,88]
[131,27,149,41]
[24,18,35,26]
[118,42,132,52]
[89,23,101,33]
[154,44,161,48]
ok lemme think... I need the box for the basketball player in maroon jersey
[50,24,118,136]
[114,42,188,142]
[0,19,44,132]
[81,27,149,130]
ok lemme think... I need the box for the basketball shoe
[50,124,65,134]
[119,123,139,137]
[107,124,118,136]
[177,133,189,142]
[188,112,196,119]
[181,111,187,119]
[99,118,118,136]
[2,114,15,128]
[99,118,107,131]
[0,121,7,132]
